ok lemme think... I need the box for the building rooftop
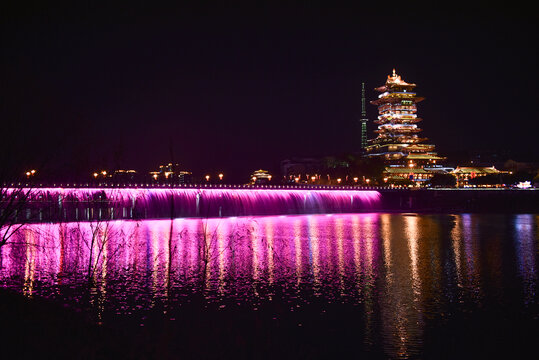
[452,166,503,174]
[375,69,417,92]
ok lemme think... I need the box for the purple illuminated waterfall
[5,187,381,221]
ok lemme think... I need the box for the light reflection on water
[1,213,538,358]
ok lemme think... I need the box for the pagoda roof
[452,166,503,174]
[375,69,417,92]
[384,167,429,174]
[406,153,446,160]
[371,96,424,105]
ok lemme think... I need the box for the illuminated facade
[150,163,192,183]
[366,70,445,184]
[250,169,272,184]
[367,69,444,167]
[452,166,506,187]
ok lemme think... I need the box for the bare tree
[0,185,34,249]
[69,190,137,285]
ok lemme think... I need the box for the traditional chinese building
[250,169,272,184]
[452,166,507,187]
[367,69,444,165]
[366,70,445,184]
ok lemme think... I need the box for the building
[281,158,325,183]
[250,169,272,184]
[367,69,444,166]
[452,166,507,187]
[366,69,445,185]
[150,163,192,184]
[112,170,138,182]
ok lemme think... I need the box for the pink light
[4,187,382,220]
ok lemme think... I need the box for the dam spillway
[3,186,382,222]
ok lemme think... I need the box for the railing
[2,182,393,191]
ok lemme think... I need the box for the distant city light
[26,169,37,178]
[516,181,531,189]
[205,175,210,182]
[219,173,224,180]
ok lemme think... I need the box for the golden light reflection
[450,215,463,286]
[381,214,392,277]
[404,216,421,299]
[23,229,36,297]
[461,214,482,302]
[363,215,375,275]
[360,214,376,347]
[379,214,420,359]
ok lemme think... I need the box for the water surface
[1,214,538,358]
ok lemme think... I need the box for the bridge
[2,184,537,224]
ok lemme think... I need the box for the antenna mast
[360,82,368,150]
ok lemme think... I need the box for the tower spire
[361,82,366,117]
[360,82,368,150]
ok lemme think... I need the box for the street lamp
[26,170,37,178]
[219,173,224,181]
[205,175,210,182]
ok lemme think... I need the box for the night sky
[2,2,537,181]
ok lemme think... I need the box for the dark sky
[1,2,537,181]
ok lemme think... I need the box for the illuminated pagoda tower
[366,69,445,170]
